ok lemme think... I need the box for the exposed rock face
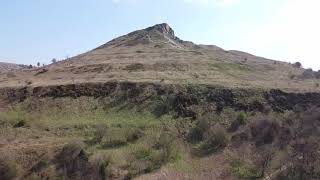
[145,23,176,39]
[96,23,180,49]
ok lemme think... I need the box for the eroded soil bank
[1,82,320,116]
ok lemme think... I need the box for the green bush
[131,133,178,175]
[198,125,229,155]
[188,117,210,142]
[0,156,19,180]
[237,112,247,125]
[228,112,248,132]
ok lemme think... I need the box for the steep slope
[0,23,316,92]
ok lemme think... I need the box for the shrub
[152,99,170,117]
[0,156,19,180]
[237,112,247,124]
[90,154,111,180]
[13,119,27,128]
[92,125,108,144]
[250,118,280,146]
[188,117,210,142]
[126,128,144,142]
[153,132,178,163]
[55,142,89,178]
[56,142,88,163]
[198,125,229,155]
[300,68,316,79]
[228,112,248,132]
[292,62,302,68]
[130,133,178,175]
[154,132,174,150]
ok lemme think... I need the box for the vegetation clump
[250,118,280,146]
[0,156,19,180]
[188,117,210,142]
[292,62,302,68]
[228,111,247,132]
[198,125,229,155]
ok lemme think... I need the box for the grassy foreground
[1,95,320,180]
[0,97,185,179]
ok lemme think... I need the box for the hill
[0,62,28,73]
[1,24,320,180]
[0,23,317,92]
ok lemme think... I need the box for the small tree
[51,58,57,64]
[37,62,40,67]
[293,62,302,68]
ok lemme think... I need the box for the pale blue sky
[1,0,319,69]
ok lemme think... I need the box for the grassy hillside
[0,24,319,92]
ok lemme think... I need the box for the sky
[0,0,320,69]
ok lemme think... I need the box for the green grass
[230,159,260,179]
[37,109,160,129]
[209,62,252,73]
